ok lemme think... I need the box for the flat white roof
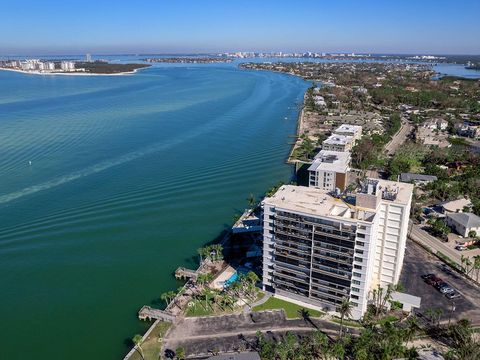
[334,124,362,134]
[362,178,414,206]
[308,150,350,172]
[391,291,421,308]
[263,185,376,223]
[323,134,354,146]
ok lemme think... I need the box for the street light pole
[448,301,456,326]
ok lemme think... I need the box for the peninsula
[142,57,233,64]
[0,59,151,75]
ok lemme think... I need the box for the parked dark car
[434,281,449,289]
[421,273,434,280]
[426,276,443,286]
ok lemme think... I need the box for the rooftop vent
[382,186,398,201]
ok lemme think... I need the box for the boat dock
[138,306,176,322]
[174,267,199,281]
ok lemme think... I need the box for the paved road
[409,223,462,265]
[385,120,413,155]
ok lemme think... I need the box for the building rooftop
[323,134,353,146]
[264,181,413,223]
[399,173,438,183]
[441,198,472,213]
[334,124,362,134]
[308,150,350,173]
[263,185,375,222]
[357,178,414,207]
[446,212,480,228]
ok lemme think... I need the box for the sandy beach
[0,67,144,76]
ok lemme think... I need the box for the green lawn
[331,317,363,328]
[129,321,171,360]
[252,297,323,319]
[185,300,215,317]
[376,315,399,325]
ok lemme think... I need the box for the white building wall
[372,198,411,288]
[309,170,336,191]
[262,204,275,289]
[350,221,378,319]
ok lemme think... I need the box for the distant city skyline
[2,0,479,55]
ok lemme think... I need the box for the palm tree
[196,272,213,287]
[473,255,480,283]
[246,271,260,286]
[175,346,186,360]
[211,244,224,261]
[132,334,145,360]
[160,292,170,308]
[338,299,353,337]
[202,288,212,311]
[403,315,420,345]
[309,330,328,358]
[247,193,256,208]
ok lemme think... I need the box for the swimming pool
[223,272,238,287]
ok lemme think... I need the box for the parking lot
[400,240,480,325]
[162,310,344,358]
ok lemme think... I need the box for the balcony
[276,249,311,263]
[275,242,311,254]
[311,265,351,280]
[310,280,350,296]
[312,251,353,265]
[275,263,310,277]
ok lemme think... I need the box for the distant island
[465,65,480,71]
[74,61,151,74]
[0,59,151,75]
[142,57,233,64]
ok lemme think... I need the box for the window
[351,302,359,307]
[351,287,360,293]
[356,241,365,247]
[354,257,363,263]
[352,280,361,285]
[354,265,362,270]
[351,295,359,300]
[355,249,364,255]
[357,233,365,239]
[353,272,361,278]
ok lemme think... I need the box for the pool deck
[210,265,237,290]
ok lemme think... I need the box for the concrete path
[243,292,272,313]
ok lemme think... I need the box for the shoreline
[0,67,148,76]
[286,105,306,165]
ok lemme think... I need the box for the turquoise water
[0,64,308,359]
[224,272,239,287]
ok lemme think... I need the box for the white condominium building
[261,179,413,320]
[308,150,350,191]
[333,124,363,142]
[322,134,354,152]
[60,61,75,71]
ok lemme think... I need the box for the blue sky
[1,0,479,55]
